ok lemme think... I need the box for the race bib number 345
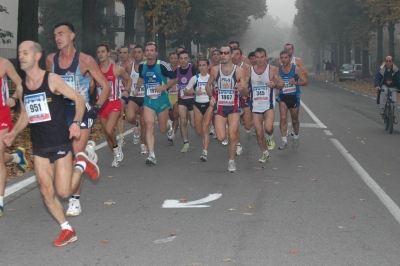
[24,92,51,124]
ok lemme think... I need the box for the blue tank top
[52,51,91,105]
[278,64,300,96]
[141,60,168,99]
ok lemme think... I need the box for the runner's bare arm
[206,66,218,97]
[115,65,132,96]
[156,78,177,92]
[270,66,284,90]
[296,58,308,78]
[295,66,308,86]
[235,67,249,97]
[45,53,56,71]
[2,58,22,107]
[133,77,143,96]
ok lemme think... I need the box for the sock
[75,162,86,173]
[11,153,21,164]
[203,150,207,155]
[184,141,188,144]
[263,150,269,155]
[266,134,273,140]
[119,133,124,139]
[229,159,234,163]
[71,195,80,200]
[141,144,145,147]
[60,221,73,231]
[294,134,299,140]
[168,124,173,133]
[0,196,3,207]
[134,120,139,127]
[149,151,155,158]
[113,145,118,150]
[237,142,241,146]
[282,136,287,143]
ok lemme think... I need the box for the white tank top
[291,56,297,65]
[250,64,274,113]
[130,63,145,97]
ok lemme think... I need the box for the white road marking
[331,139,400,224]
[300,100,327,128]
[153,236,177,244]
[162,193,222,208]
[324,130,333,136]
[273,122,320,128]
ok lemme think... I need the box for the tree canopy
[0,5,14,45]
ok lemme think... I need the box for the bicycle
[380,87,397,134]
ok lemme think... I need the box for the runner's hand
[69,123,81,139]
[85,105,101,120]
[3,132,16,147]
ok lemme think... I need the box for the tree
[117,0,137,46]
[82,0,97,58]
[0,5,14,45]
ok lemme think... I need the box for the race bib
[196,82,208,96]
[131,83,145,97]
[168,84,179,95]
[119,79,125,92]
[146,83,161,99]
[218,89,234,106]
[253,85,269,102]
[180,85,194,99]
[282,81,296,94]
[24,92,51,124]
[60,75,75,90]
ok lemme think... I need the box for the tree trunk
[361,40,370,78]
[123,0,137,45]
[354,45,361,64]
[17,0,39,77]
[376,25,383,70]
[338,43,344,70]
[345,41,351,63]
[157,28,166,61]
[388,21,395,61]
[82,0,97,58]
[330,43,338,65]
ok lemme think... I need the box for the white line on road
[324,130,333,136]
[300,100,327,128]
[273,122,320,128]
[331,139,400,225]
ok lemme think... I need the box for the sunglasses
[220,51,230,55]
[386,60,392,62]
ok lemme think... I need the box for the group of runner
[0,20,308,247]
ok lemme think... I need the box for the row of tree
[294,0,400,77]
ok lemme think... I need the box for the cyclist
[375,56,400,122]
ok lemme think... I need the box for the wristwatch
[72,121,82,126]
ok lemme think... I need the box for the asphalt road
[2,76,400,266]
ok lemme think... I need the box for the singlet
[1,77,9,107]
[117,61,134,93]
[141,60,168,99]
[168,65,179,95]
[130,63,145,97]
[178,64,194,99]
[52,51,90,105]
[96,64,119,101]
[291,56,297,65]
[22,71,70,149]
[250,65,274,112]
[279,64,300,96]
[215,65,239,107]
[186,74,210,103]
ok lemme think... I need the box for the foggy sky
[267,0,297,26]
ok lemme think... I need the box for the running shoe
[140,144,148,154]
[200,151,207,162]
[167,120,175,144]
[245,129,251,134]
[133,124,140,144]
[278,141,288,150]
[0,205,3,217]
[118,136,125,148]
[266,138,275,150]
[75,152,100,180]
[292,138,299,150]
[66,198,82,217]
[52,228,77,247]
[116,147,124,162]
[145,156,156,166]
[181,143,189,153]
[236,144,243,155]
[209,125,215,136]
[111,154,120,168]
[228,161,236,173]
[86,141,98,164]
[286,128,294,138]
[259,153,270,163]
[222,138,229,145]
[15,147,28,172]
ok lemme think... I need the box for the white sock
[75,162,86,173]
[237,142,241,146]
[282,137,287,143]
[203,150,207,155]
[229,159,234,163]
[0,196,3,207]
[11,153,21,164]
[149,151,155,157]
[266,134,273,140]
[263,150,269,155]
[60,221,73,231]
[294,134,299,140]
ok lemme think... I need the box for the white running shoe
[167,120,175,144]
[278,141,288,150]
[118,136,125,148]
[236,144,243,155]
[133,124,140,144]
[66,198,82,216]
[222,138,229,145]
[140,144,148,154]
[292,138,299,150]
[228,161,236,173]
[86,141,98,164]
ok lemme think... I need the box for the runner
[116,45,132,148]
[229,41,251,65]
[46,22,111,217]
[129,42,139,62]
[96,44,132,167]
[206,45,248,172]
[4,41,99,246]
[0,57,28,217]
[184,59,213,161]
[126,45,148,154]
[177,50,197,152]
[248,51,256,66]
[250,48,284,162]
[277,50,308,150]
[232,47,252,155]
[134,42,176,165]
[208,49,221,137]
[167,52,180,143]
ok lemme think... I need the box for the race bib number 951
[24,92,51,124]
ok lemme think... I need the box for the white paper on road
[162,193,222,208]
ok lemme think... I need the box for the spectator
[316,62,321,75]
[324,60,332,82]
[331,60,336,81]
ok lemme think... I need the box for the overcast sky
[267,0,297,26]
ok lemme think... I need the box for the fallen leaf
[243,213,254,216]
[29,206,33,209]
[101,239,110,243]
[168,233,177,237]
[350,215,355,220]
[222,258,232,262]
[311,178,317,181]
[359,198,366,202]
[191,162,197,164]
[103,201,116,205]
[126,190,131,193]
[338,226,345,229]
[245,156,253,159]
[273,167,278,170]
[383,172,390,176]
[5,208,15,211]
[107,176,113,178]
[274,182,279,184]
[297,166,303,168]
[291,200,297,202]
[248,206,256,209]
[179,198,187,203]
[290,250,299,254]
[228,208,235,211]
[263,180,272,183]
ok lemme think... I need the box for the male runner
[229,41,251,65]
[177,50,197,152]
[4,41,99,246]
[208,49,221,137]
[129,42,139,62]
[277,50,308,150]
[96,44,132,167]
[167,52,180,142]
[134,42,176,165]
[250,48,284,162]
[248,51,256,66]
[46,22,111,217]
[0,57,28,216]
[206,45,248,172]
[126,45,148,154]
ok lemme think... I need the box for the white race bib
[24,92,51,124]
[253,85,269,101]
[218,89,234,106]
[146,83,161,99]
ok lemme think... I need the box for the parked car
[338,63,362,81]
